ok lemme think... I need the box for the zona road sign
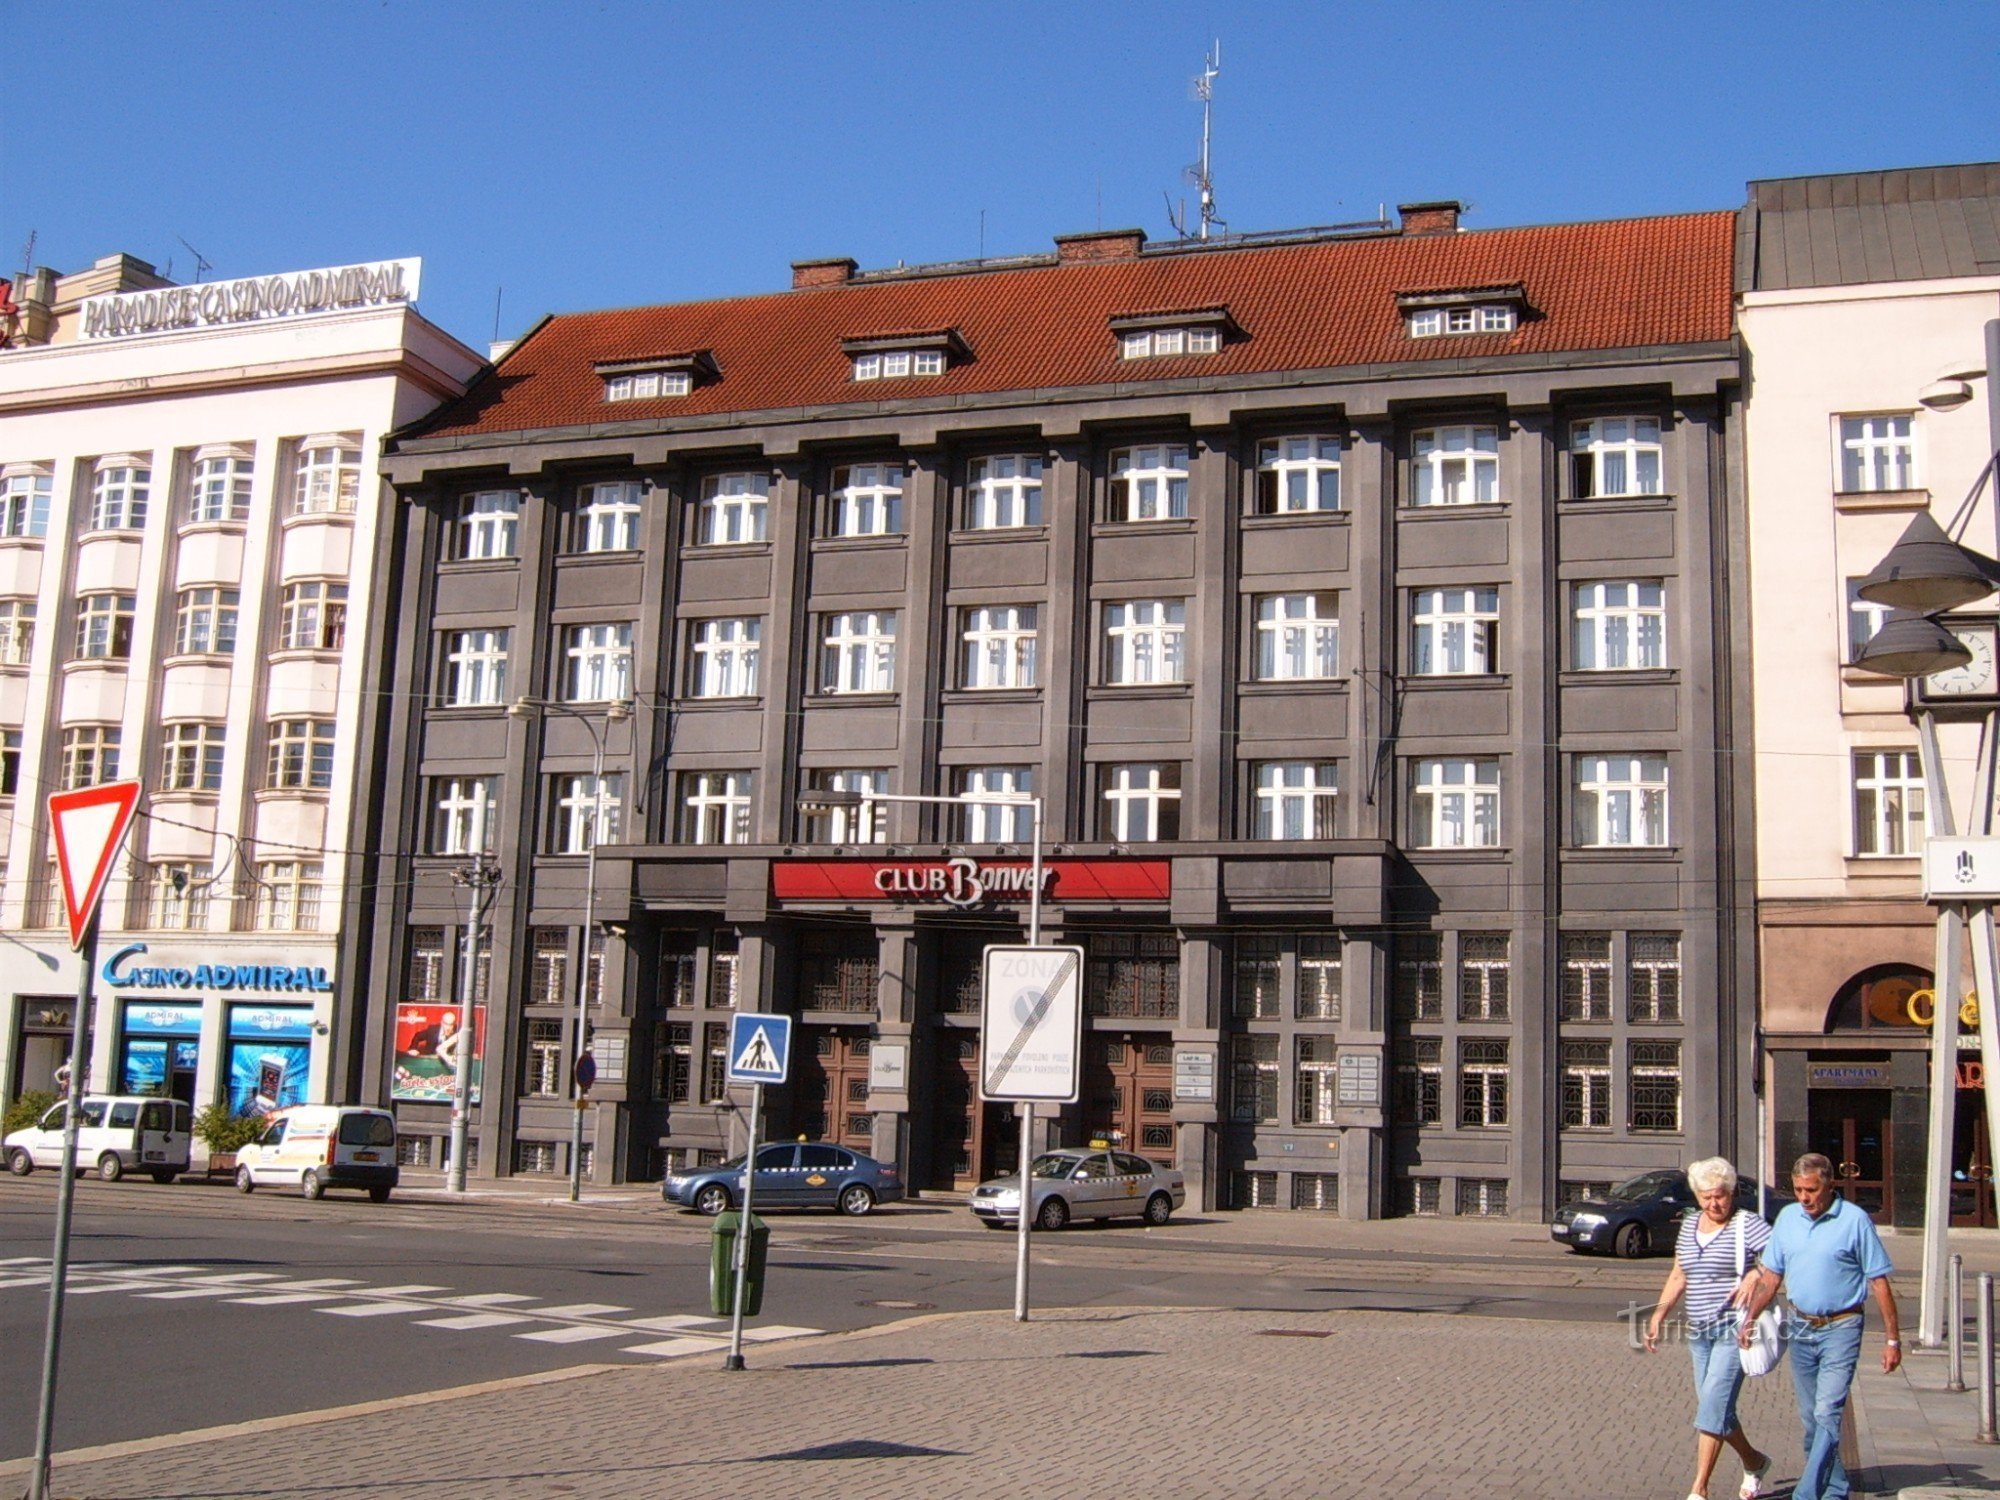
[48,781,142,952]
[727,1012,792,1085]
[980,944,1084,1102]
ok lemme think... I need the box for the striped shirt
[1677,1208,1770,1327]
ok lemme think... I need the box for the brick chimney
[792,258,858,289]
[1398,201,1463,236]
[1054,228,1148,263]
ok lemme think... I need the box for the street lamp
[795,784,1046,1320]
[511,695,630,1203]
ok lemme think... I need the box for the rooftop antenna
[18,230,36,284]
[1190,41,1224,241]
[176,236,213,282]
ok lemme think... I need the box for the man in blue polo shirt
[1738,1152,1901,1500]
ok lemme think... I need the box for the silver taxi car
[969,1146,1185,1230]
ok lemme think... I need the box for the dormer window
[1110,306,1237,361]
[842,329,965,382]
[1397,285,1526,339]
[606,370,690,401]
[855,349,944,381]
[596,350,715,403]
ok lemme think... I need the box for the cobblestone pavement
[6,1304,1850,1500]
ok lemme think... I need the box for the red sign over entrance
[772,857,1170,906]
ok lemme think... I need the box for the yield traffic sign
[47,781,141,951]
[727,1012,792,1085]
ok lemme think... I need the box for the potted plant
[4,1090,55,1136]
[192,1104,270,1176]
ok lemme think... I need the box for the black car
[1550,1170,1770,1258]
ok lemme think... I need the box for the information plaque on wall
[1174,1048,1216,1103]
[1336,1052,1382,1108]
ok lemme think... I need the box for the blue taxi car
[663,1142,903,1217]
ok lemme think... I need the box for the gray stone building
[348,200,1752,1219]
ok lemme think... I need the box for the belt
[1793,1303,1866,1329]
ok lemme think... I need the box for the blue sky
[7,1,1997,351]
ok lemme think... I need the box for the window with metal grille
[530,929,567,1005]
[586,931,606,1007]
[710,938,739,1008]
[1233,1170,1279,1208]
[1560,1039,1612,1129]
[1298,936,1342,1020]
[1086,932,1179,1018]
[523,1019,563,1097]
[1295,1036,1338,1126]
[941,933,990,1014]
[396,1136,433,1168]
[800,932,878,1012]
[1393,1037,1441,1125]
[1458,933,1510,1020]
[660,943,696,1008]
[514,1139,558,1174]
[1234,936,1281,1018]
[1395,1178,1441,1216]
[406,929,445,1002]
[1628,934,1682,1023]
[1456,1178,1508,1216]
[1630,1040,1682,1132]
[1561,934,1613,1021]
[1394,934,1442,1020]
[1292,1172,1340,1211]
[456,924,493,1004]
[655,1021,692,1102]
[1231,1034,1279,1123]
[702,1024,730,1102]
[1559,1179,1613,1202]
[1458,1040,1509,1128]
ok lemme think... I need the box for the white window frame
[1103,600,1186,685]
[604,370,690,401]
[1411,588,1499,675]
[267,719,336,791]
[431,776,500,856]
[1410,426,1499,507]
[159,722,226,793]
[1254,592,1338,681]
[59,725,120,789]
[683,771,754,845]
[456,490,520,560]
[1409,758,1501,849]
[1109,445,1190,521]
[552,772,625,854]
[1571,581,1666,671]
[960,766,1035,842]
[696,473,769,545]
[293,438,361,516]
[1458,1039,1510,1129]
[967,454,1044,529]
[252,861,324,933]
[830,463,905,537]
[690,617,761,698]
[1255,435,1341,513]
[1118,326,1219,359]
[803,768,888,844]
[852,349,944,381]
[562,622,633,703]
[0,597,35,667]
[574,481,643,552]
[74,593,136,660]
[1560,1039,1612,1130]
[89,460,150,532]
[148,861,213,931]
[1846,578,1892,662]
[0,468,50,539]
[820,611,897,694]
[1572,417,1663,498]
[1295,1036,1339,1127]
[961,605,1038,689]
[1853,749,1925,857]
[441,628,509,707]
[1253,762,1338,840]
[188,448,254,525]
[172,586,239,657]
[1838,413,1916,494]
[1101,762,1181,842]
[1573,754,1670,848]
[278,580,347,652]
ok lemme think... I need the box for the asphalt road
[0,1174,1662,1461]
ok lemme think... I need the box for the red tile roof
[420,212,1737,440]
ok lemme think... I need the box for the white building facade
[0,254,481,1152]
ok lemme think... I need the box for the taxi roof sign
[48,781,141,951]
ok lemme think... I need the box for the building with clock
[1739,161,2000,1226]
[352,200,1751,1217]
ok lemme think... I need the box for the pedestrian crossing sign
[727,1013,792,1085]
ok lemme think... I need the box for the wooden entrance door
[1808,1088,1893,1221]
[1083,1034,1176,1165]
[930,1031,980,1188]
[798,1027,874,1154]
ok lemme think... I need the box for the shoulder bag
[1734,1211,1785,1377]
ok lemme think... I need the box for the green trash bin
[708,1210,769,1317]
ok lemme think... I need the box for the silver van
[4,1095,193,1183]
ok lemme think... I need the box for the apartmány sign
[79,258,421,341]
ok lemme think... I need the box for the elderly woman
[1644,1157,1775,1500]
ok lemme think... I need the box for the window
[820,611,896,693]
[1560,1040,1612,1130]
[0,729,19,795]
[683,771,754,845]
[574,481,643,552]
[1255,436,1341,513]
[406,928,446,1003]
[563,623,633,702]
[1292,1172,1340,1211]
[1457,1178,1509,1216]
[852,349,944,380]
[89,460,150,531]
[1458,1040,1509,1128]
[1109,445,1190,521]
[829,463,904,537]
[59,726,119,788]
[1298,937,1342,1020]
[1560,934,1613,1021]
[530,928,569,1005]
[961,606,1038,689]
[1230,1034,1279,1124]
[523,1020,564,1097]
[710,936,740,1008]
[0,468,50,538]
[967,454,1043,528]
[1118,326,1220,359]
[515,1139,558,1174]
[690,617,761,698]
[1103,600,1185,684]
[455,490,519,560]
[1574,755,1669,847]
[551,772,624,853]
[1410,426,1498,507]
[1253,593,1338,681]
[160,723,225,793]
[251,861,323,932]
[189,448,254,524]
[1630,1040,1682,1132]
[702,1023,731,1102]
[1411,588,1499,676]
[605,369,690,401]
[293,439,361,516]
[1839,414,1915,493]
[1295,1036,1339,1125]
[654,1020,694,1101]
[1458,934,1510,1020]
[1409,305,1516,338]
[1100,763,1181,842]
[1572,582,1665,671]
[1571,417,1663,498]
[1629,935,1682,1023]
[0,598,34,666]
[276,581,347,652]
[1253,762,1338,840]
[802,769,887,843]
[1846,578,1892,661]
[440,629,509,707]
[586,931,609,1008]
[75,593,136,660]
[1409,759,1501,848]
[430,776,500,855]
[266,720,336,791]
[1393,1038,1442,1125]
[1394,934,1443,1020]
[1235,936,1281,1019]
[696,473,769,544]
[959,766,1034,842]
[1854,750,1924,856]
[172,586,239,656]
[148,861,212,931]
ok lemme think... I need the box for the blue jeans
[1689,1318,1748,1436]
[1789,1314,1864,1500]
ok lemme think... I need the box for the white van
[4,1095,193,1183]
[233,1105,399,1203]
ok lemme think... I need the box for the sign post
[723,1012,790,1371]
[28,780,141,1500]
[981,944,1084,1321]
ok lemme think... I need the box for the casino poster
[225,1005,314,1116]
[391,1004,486,1104]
